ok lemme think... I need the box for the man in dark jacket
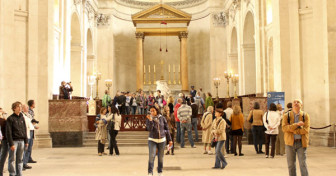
[6,102,28,176]
[190,98,199,142]
[118,92,126,114]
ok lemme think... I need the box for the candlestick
[173,64,175,72]
[154,65,156,73]
[224,70,232,98]
[169,64,170,72]
[149,65,150,73]
[213,77,221,101]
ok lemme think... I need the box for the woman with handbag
[146,106,173,176]
[106,106,122,156]
[230,105,245,156]
[163,105,175,155]
[211,108,228,169]
[201,106,214,155]
[263,103,281,158]
[247,102,265,154]
[95,107,108,156]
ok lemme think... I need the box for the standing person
[275,104,286,156]
[102,90,112,108]
[247,102,265,154]
[230,105,245,156]
[283,99,310,176]
[138,92,145,115]
[155,90,166,112]
[174,98,182,144]
[195,92,205,114]
[205,92,214,110]
[211,108,228,169]
[163,105,175,155]
[174,93,184,106]
[59,81,73,99]
[224,101,234,154]
[106,106,122,156]
[201,106,214,154]
[95,107,108,156]
[6,102,28,176]
[0,107,9,176]
[190,98,199,142]
[106,106,113,150]
[125,92,131,115]
[22,105,36,170]
[199,88,206,103]
[147,92,155,108]
[190,86,197,97]
[146,106,172,176]
[177,101,195,148]
[263,103,281,158]
[119,92,126,115]
[27,100,37,163]
[167,96,174,115]
[130,93,138,115]
[143,93,148,115]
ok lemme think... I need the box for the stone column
[136,32,144,90]
[179,32,188,91]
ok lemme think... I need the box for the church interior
[1,0,336,175]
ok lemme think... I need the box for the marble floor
[8,144,336,176]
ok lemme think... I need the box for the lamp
[88,75,96,100]
[232,74,239,99]
[224,71,232,98]
[105,79,112,93]
[213,77,221,101]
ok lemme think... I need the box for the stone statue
[156,80,171,98]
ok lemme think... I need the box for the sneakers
[207,151,213,155]
[191,145,196,148]
[265,155,269,158]
[203,151,208,154]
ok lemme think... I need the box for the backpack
[287,111,305,124]
[107,114,115,131]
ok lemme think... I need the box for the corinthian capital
[179,32,188,40]
[135,32,145,39]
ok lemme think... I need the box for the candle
[149,65,150,73]
[154,65,156,72]
[173,64,175,72]
[169,64,170,72]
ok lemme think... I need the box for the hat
[31,119,39,124]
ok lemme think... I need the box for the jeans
[286,142,309,176]
[125,106,131,115]
[138,107,144,115]
[252,126,264,152]
[8,140,24,176]
[176,122,181,143]
[0,140,9,176]
[148,140,166,174]
[132,106,137,115]
[109,130,119,155]
[107,130,111,148]
[191,118,199,141]
[215,140,227,168]
[23,130,34,164]
[265,134,277,157]
[180,122,194,147]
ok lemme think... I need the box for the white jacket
[263,111,281,134]
[106,113,122,131]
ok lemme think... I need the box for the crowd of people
[0,100,38,176]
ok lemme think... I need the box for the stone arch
[242,11,256,95]
[86,28,94,97]
[70,13,82,97]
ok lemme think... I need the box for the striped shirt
[177,104,192,123]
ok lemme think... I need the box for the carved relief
[212,11,227,27]
[85,1,96,20]
[142,8,184,19]
[73,0,82,5]
[228,0,241,23]
[116,0,207,9]
[95,13,111,26]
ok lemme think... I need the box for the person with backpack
[282,99,310,176]
[102,90,112,108]
[106,106,122,156]
[263,103,281,158]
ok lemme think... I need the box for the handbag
[248,110,254,123]
[107,114,115,131]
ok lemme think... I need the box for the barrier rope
[310,125,332,130]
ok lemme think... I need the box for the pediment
[132,4,191,26]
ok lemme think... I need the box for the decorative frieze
[115,0,207,9]
[95,13,111,26]
[212,11,227,27]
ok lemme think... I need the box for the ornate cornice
[212,11,227,27]
[95,13,111,26]
[115,0,207,9]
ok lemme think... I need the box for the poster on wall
[267,92,285,109]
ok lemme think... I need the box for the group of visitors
[0,100,38,176]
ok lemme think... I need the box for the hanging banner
[267,92,285,109]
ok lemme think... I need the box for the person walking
[211,108,228,169]
[283,99,310,176]
[230,105,245,156]
[146,106,173,176]
[201,106,213,154]
[247,102,265,154]
[174,98,182,144]
[106,106,121,156]
[263,103,281,158]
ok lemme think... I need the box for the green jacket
[205,97,214,110]
[102,94,112,107]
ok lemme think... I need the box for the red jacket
[174,103,181,122]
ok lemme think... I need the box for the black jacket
[190,103,198,118]
[6,113,28,146]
